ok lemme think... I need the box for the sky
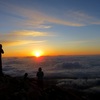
[0,0,100,57]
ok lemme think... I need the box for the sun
[33,51,43,57]
[35,52,41,57]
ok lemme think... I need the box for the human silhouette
[36,67,44,88]
[0,44,4,75]
[23,73,28,80]
[20,73,29,91]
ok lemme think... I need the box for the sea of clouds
[2,55,100,78]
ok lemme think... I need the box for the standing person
[36,67,44,88]
[0,44,4,76]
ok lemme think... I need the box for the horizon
[0,0,100,57]
[3,54,100,58]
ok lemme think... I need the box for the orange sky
[0,1,100,57]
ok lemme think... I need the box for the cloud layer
[0,30,49,46]
[1,1,99,28]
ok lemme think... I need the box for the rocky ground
[0,74,100,100]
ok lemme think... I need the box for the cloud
[0,30,50,46]
[66,11,93,20]
[0,30,52,38]
[8,30,51,37]
[12,5,85,27]
[12,7,100,26]
[91,21,100,25]
[0,1,85,27]
[54,62,82,70]
[1,1,100,29]
[0,40,46,46]
[65,10,100,25]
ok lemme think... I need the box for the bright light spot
[32,51,43,57]
[35,52,41,57]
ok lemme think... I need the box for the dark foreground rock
[0,75,100,100]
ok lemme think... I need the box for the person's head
[0,44,2,49]
[38,67,42,71]
[24,73,28,78]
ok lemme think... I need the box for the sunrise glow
[33,51,43,57]
[0,0,100,57]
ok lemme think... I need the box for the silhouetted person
[0,44,4,76]
[23,73,28,80]
[36,67,44,88]
[20,73,29,92]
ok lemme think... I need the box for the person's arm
[1,49,4,54]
